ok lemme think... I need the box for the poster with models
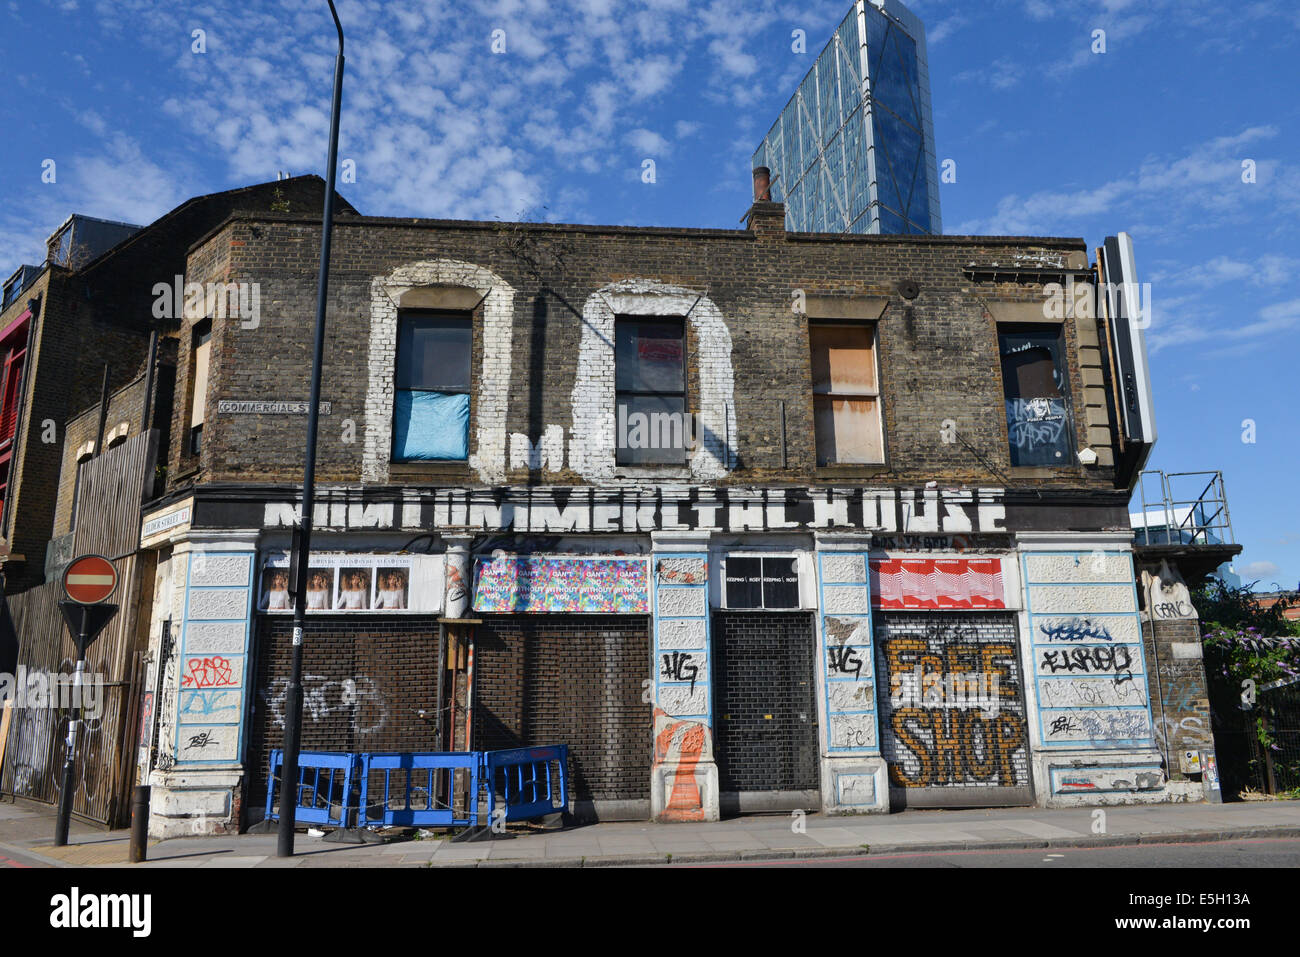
[258,553,436,614]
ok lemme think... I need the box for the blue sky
[1,0,1297,588]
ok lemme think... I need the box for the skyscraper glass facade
[752,0,942,235]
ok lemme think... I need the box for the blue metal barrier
[264,745,568,830]
[483,745,568,823]
[265,749,358,827]
[358,752,481,828]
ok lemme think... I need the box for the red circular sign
[63,555,118,604]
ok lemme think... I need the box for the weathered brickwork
[173,207,1119,497]
[4,176,349,593]
[122,196,1191,830]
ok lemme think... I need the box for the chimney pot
[752,166,772,203]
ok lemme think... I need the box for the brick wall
[473,615,651,803]
[174,212,1120,494]
[0,270,144,590]
[1,178,352,592]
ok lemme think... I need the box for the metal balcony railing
[1133,470,1235,548]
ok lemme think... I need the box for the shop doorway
[874,612,1034,808]
[712,611,819,812]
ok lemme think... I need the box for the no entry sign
[62,555,118,604]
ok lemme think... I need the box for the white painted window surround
[571,280,737,483]
[364,260,516,484]
[365,269,738,486]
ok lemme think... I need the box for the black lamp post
[278,0,345,858]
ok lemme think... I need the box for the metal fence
[1134,470,1235,547]
[1245,680,1300,795]
[359,752,482,828]
[263,745,568,831]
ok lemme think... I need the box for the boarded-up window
[393,311,471,461]
[810,324,883,465]
[999,325,1073,467]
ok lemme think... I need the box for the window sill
[1006,465,1084,478]
[389,461,473,482]
[814,464,890,478]
[614,465,692,480]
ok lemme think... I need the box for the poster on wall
[724,556,800,609]
[871,558,1005,610]
[259,552,440,614]
[473,556,649,613]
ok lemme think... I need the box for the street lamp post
[278,0,345,858]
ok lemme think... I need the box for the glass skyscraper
[753,0,941,235]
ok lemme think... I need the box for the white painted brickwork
[188,554,251,588]
[1025,553,1133,584]
[364,260,517,484]
[572,280,737,482]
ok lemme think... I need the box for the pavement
[3,796,1300,868]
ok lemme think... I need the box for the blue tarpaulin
[393,390,468,460]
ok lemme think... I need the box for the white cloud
[627,128,671,156]
[625,54,684,99]
[1239,560,1280,581]
[1147,296,1300,356]
[926,15,966,44]
[0,131,186,266]
[955,126,1290,237]
[1150,254,1300,289]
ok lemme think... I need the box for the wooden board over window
[810,324,884,465]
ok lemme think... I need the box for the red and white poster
[870,558,1005,610]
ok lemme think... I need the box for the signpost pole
[54,618,88,847]
[279,0,345,859]
[54,555,119,846]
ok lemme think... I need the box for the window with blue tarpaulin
[393,311,471,460]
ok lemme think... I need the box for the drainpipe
[94,364,111,458]
[140,329,158,434]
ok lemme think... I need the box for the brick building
[0,176,355,595]
[0,177,358,827]
[120,181,1226,837]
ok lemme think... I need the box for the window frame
[70,452,92,531]
[996,322,1077,468]
[186,319,212,460]
[0,342,27,448]
[391,308,473,463]
[808,319,886,467]
[614,315,689,467]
